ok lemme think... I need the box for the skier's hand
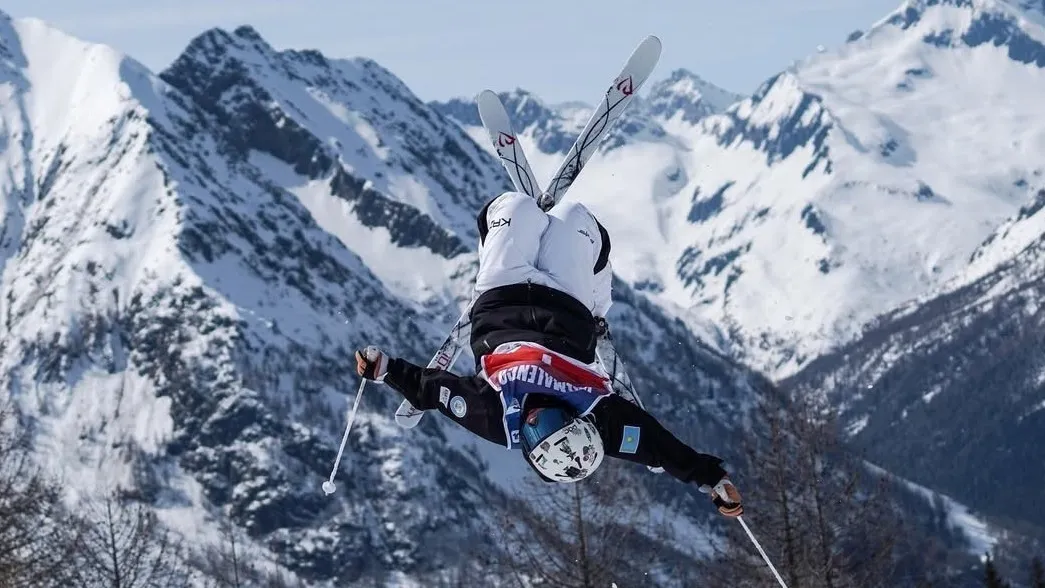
[711,477,743,518]
[355,346,389,381]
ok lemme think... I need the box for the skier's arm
[590,394,727,488]
[379,356,509,447]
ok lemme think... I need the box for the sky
[5,0,903,104]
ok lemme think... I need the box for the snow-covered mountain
[0,11,782,585]
[434,88,590,156]
[430,71,739,201]
[432,88,594,185]
[427,1,1045,555]
[756,1,1045,548]
[0,13,510,583]
[3,0,1041,581]
[644,68,745,130]
[435,0,1045,382]
[690,0,1045,376]
[781,128,1045,539]
[784,209,1045,536]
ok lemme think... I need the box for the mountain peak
[232,24,264,42]
[645,68,742,124]
[177,23,279,69]
[502,86,540,101]
[1020,0,1045,15]
[664,67,714,84]
[907,0,1045,14]
[667,0,1045,378]
[499,88,561,128]
[857,0,1045,70]
[882,0,1045,32]
[163,18,506,241]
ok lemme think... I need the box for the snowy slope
[644,68,745,134]
[784,206,1045,534]
[864,463,999,557]
[0,13,509,585]
[682,0,1045,551]
[164,25,506,239]
[159,25,512,305]
[645,0,1045,378]
[784,248,1045,553]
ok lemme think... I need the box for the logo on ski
[616,76,634,96]
[497,132,516,147]
[433,352,454,370]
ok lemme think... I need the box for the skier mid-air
[355,190,743,517]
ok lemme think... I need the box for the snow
[0,12,497,584]
[250,152,473,306]
[693,8,1045,375]
[921,386,943,404]
[442,0,1045,379]
[1,0,1040,582]
[865,462,998,556]
[846,415,870,436]
[645,68,744,137]
[171,28,503,238]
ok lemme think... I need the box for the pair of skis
[394,36,663,439]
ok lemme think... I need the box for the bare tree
[983,552,1010,588]
[66,492,192,588]
[193,514,308,588]
[0,403,234,588]
[428,556,501,588]
[702,393,903,588]
[196,516,247,588]
[0,403,81,588]
[491,461,693,588]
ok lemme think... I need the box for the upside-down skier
[354,190,743,517]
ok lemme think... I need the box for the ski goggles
[520,406,574,453]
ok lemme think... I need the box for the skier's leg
[537,201,613,316]
[474,191,550,295]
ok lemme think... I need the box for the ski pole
[322,378,368,495]
[737,516,789,588]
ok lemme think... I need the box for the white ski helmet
[520,404,605,483]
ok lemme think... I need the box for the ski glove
[710,477,743,518]
[355,346,389,382]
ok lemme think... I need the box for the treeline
[0,404,303,588]
[7,393,1040,587]
[983,552,1044,588]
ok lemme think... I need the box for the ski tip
[639,34,663,58]
[476,90,510,126]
